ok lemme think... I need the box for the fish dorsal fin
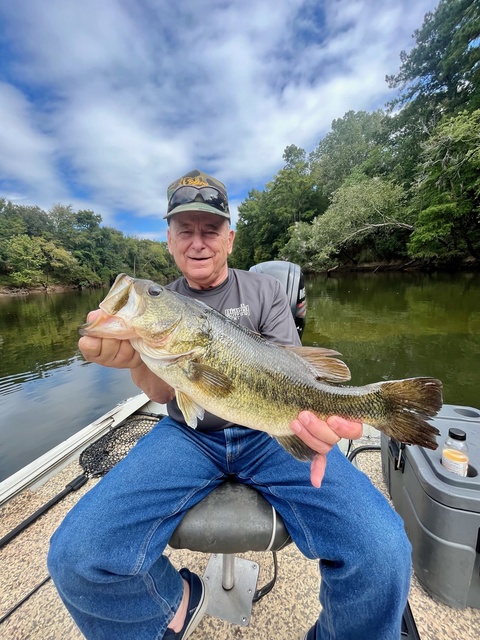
[176,391,205,428]
[283,346,351,382]
[183,361,234,397]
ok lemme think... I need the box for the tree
[232,146,323,269]
[40,239,84,283]
[4,235,46,286]
[125,238,178,282]
[0,199,27,239]
[270,145,321,226]
[282,174,410,270]
[387,0,480,114]
[309,110,389,198]
[0,199,179,287]
[231,189,277,269]
[48,204,77,246]
[385,0,480,187]
[0,200,53,239]
[408,109,480,260]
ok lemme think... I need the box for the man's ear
[227,228,235,255]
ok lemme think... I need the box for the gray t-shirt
[165,268,301,432]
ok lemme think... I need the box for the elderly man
[48,170,411,640]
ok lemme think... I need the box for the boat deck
[1,436,479,639]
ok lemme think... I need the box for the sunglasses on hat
[167,186,229,215]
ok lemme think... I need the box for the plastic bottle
[441,428,469,477]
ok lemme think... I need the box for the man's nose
[190,232,205,249]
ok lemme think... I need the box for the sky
[0,0,440,242]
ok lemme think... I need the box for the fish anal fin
[176,391,205,428]
[284,346,351,382]
[183,361,234,398]
[274,434,317,462]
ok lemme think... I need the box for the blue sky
[0,0,439,242]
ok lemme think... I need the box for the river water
[1,271,479,482]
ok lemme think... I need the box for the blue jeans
[48,418,411,639]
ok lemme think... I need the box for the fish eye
[147,284,163,297]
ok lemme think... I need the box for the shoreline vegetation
[1,258,478,297]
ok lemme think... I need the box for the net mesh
[79,414,159,477]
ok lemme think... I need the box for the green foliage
[385,0,480,187]
[309,110,391,196]
[0,199,54,239]
[3,235,46,286]
[407,204,458,258]
[281,174,410,270]
[0,201,177,289]
[231,189,276,269]
[387,0,480,114]
[125,237,180,283]
[231,147,324,269]
[408,109,480,260]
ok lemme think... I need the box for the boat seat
[168,479,292,626]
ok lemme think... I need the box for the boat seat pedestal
[169,480,292,626]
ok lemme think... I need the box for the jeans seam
[142,571,179,639]
[131,475,224,575]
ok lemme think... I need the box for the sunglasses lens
[168,186,228,214]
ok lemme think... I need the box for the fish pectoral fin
[176,391,205,428]
[274,435,317,462]
[183,362,234,398]
[283,346,351,382]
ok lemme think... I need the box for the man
[48,170,411,639]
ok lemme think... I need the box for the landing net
[79,414,160,477]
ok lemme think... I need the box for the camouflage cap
[164,169,230,221]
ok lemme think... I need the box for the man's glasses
[167,186,229,215]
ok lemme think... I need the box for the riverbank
[0,283,82,297]
[306,257,480,276]
[1,258,478,296]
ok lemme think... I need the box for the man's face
[167,211,235,289]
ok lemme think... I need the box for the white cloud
[0,0,439,235]
[0,83,63,198]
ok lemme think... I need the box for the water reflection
[0,289,138,481]
[303,271,480,407]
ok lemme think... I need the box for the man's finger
[78,335,104,360]
[326,415,363,440]
[291,412,339,449]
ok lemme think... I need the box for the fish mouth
[79,273,141,339]
[79,310,135,338]
[99,273,135,316]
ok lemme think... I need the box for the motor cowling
[249,261,306,339]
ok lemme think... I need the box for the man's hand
[290,412,363,488]
[78,309,142,370]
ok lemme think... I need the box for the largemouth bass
[80,273,442,460]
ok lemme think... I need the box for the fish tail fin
[378,377,442,450]
[274,435,317,462]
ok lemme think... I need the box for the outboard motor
[249,261,306,339]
